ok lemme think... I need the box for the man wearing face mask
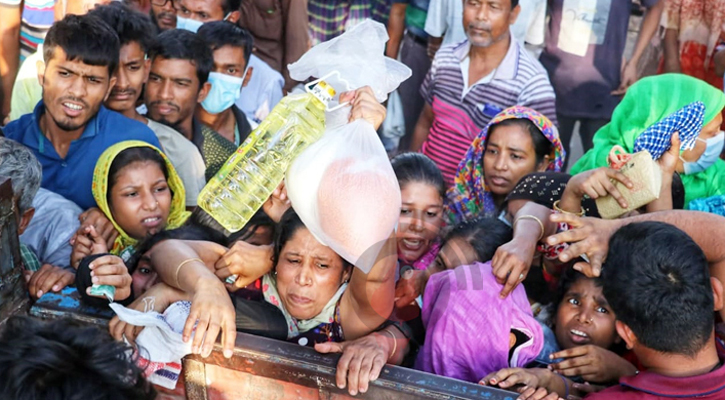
[174,0,240,33]
[173,0,284,126]
[196,21,254,147]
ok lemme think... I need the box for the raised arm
[340,235,398,340]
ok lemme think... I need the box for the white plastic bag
[110,301,193,389]
[286,120,401,273]
[288,19,411,103]
[381,90,405,152]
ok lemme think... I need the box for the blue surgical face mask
[681,131,725,175]
[176,16,203,33]
[201,72,244,114]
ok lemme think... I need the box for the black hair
[221,0,241,15]
[197,21,253,66]
[43,14,120,76]
[552,268,603,322]
[672,172,685,210]
[444,217,513,263]
[0,316,156,400]
[107,147,169,207]
[272,208,352,270]
[602,221,714,357]
[511,0,519,7]
[487,118,553,165]
[227,208,275,244]
[149,29,213,88]
[88,2,157,53]
[127,222,228,274]
[391,152,446,200]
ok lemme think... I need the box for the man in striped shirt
[411,0,556,185]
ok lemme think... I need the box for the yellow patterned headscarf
[92,140,190,259]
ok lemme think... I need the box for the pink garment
[415,261,543,383]
[412,240,441,270]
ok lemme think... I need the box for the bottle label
[308,80,336,106]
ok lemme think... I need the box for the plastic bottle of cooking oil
[197,80,336,233]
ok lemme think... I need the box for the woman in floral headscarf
[445,106,565,225]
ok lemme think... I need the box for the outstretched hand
[491,236,536,298]
[182,277,237,359]
[545,213,624,277]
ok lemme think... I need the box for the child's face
[397,181,444,264]
[555,277,619,350]
[131,255,159,296]
[429,237,478,274]
[109,161,172,240]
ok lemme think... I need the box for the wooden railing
[182,333,516,400]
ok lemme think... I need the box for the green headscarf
[571,74,725,207]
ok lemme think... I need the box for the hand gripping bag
[286,120,401,273]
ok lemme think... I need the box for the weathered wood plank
[186,332,517,400]
[183,358,208,400]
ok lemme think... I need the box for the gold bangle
[552,200,585,217]
[383,329,397,360]
[174,258,203,288]
[514,215,544,242]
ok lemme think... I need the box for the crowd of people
[1,0,725,399]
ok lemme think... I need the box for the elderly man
[411,0,556,184]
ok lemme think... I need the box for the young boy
[196,21,254,147]
[589,221,725,399]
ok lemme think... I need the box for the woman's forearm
[148,240,221,292]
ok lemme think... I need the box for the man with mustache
[410,0,556,185]
[91,3,206,208]
[150,0,177,31]
[145,28,237,180]
[3,14,160,210]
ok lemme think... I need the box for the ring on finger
[518,273,525,281]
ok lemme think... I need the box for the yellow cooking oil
[198,80,335,232]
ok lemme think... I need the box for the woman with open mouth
[71,140,190,304]
[391,153,446,271]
